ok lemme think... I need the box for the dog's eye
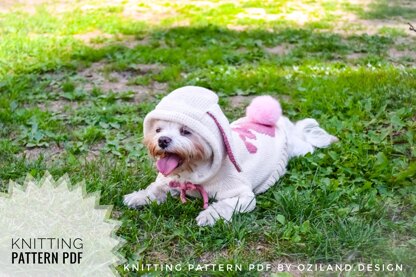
[155,128,161,133]
[180,128,191,136]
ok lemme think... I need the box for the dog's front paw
[196,207,221,226]
[123,190,149,208]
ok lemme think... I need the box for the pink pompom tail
[245,96,282,126]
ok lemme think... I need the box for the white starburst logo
[0,172,125,276]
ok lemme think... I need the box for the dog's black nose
[158,136,172,149]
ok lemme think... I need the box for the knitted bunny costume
[143,86,289,196]
[125,86,337,226]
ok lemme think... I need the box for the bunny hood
[143,86,241,184]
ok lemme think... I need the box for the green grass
[0,0,415,276]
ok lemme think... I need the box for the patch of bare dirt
[330,0,411,36]
[346,52,367,60]
[226,25,249,31]
[264,43,294,56]
[0,0,13,13]
[340,18,408,36]
[2,0,225,25]
[19,144,65,162]
[73,30,147,49]
[2,0,125,15]
[24,98,80,118]
[37,100,79,114]
[388,48,416,65]
[282,1,323,25]
[73,30,113,44]
[236,7,281,22]
[122,1,178,24]
[78,62,168,99]
[388,48,416,59]
[85,142,105,162]
[79,0,124,12]
[198,249,229,264]
[123,37,150,48]
[227,0,414,37]
[169,0,218,8]
[122,0,240,25]
[130,82,168,103]
[232,1,326,27]
[0,0,67,14]
[238,1,326,26]
[35,62,167,109]
[394,36,416,46]
[127,63,163,73]
[147,250,170,264]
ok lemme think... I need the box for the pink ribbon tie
[169,181,209,209]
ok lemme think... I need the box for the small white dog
[124,86,337,226]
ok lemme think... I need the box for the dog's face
[143,120,212,176]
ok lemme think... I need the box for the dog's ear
[142,132,155,155]
[142,120,157,157]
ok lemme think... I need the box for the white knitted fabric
[231,118,289,194]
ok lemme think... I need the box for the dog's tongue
[156,154,181,176]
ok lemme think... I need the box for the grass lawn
[0,0,415,276]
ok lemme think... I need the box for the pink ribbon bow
[169,181,209,209]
